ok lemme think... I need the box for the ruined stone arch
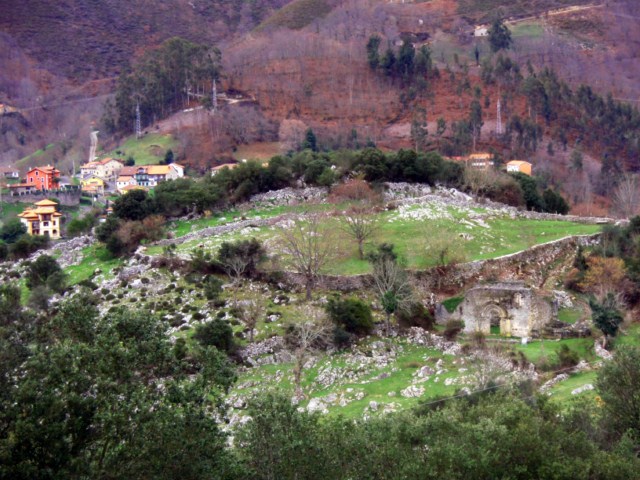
[480,303,512,336]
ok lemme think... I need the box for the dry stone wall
[274,233,601,294]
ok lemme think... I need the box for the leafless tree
[338,206,379,260]
[278,119,307,153]
[613,174,640,219]
[470,348,514,390]
[277,215,336,301]
[219,254,252,306]
[284,306,332,400]
[423,227,468,269]
[239,294,265,343]
[369,250,414,331]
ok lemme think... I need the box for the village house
[116,163,185,193]
[0,166,19,178]
[211,163,239,176]
[17,199,63,239]
[116,175,136,194]
[81,176,106,195]
[80,157,124,181]
[474,25,489,37]
[506,160,532,176]
[146,164,185,186]
[24,165,61,191]
[447,153,494,170]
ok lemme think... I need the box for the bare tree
[278,119,307,153]
[338,206,379,260]
[368,245,414,331]
[219,254,251,306]
[239,294,265,343]
[284,306,332,400]
[423,227,468,286]
[470,348,514,390]
[613,174,640,219]
[277,215,336,301]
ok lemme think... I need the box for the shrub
[443,319,464,340]
[397,302,435,330]
[78,279,99,290]
[26,255,63,290]
[9,235,49,259]
[556,344,579,369]
[0,241,8,261]
[173,337,187,360]
[326,296,374,335]
[193,319,234,353]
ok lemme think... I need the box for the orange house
[26,165,60,190]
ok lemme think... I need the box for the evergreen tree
[366,35,381,70]
[302,128,318,152]
[488,18,513,52]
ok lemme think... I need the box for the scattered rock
[401,385,425,398]
[571,384,594,395]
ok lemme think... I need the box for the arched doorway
[480,303,511,336]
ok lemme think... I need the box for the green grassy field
[547,370,598,403]
[159,202,600,276]
[64,245,124,285]
[511,21,545,38]
[105,133,177,166]
[514,337,596,364]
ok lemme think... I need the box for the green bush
[443,319,464,340]
[326,296,374,335]
[556,344,579,369]
[397,302,435,330]
[193,319,234,353]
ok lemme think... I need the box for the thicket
[2,286,640,478]
[237,385,640,480]
[0,289,239,479]
[482,56,640,173]
[0,219,49,260]
[367,35,439,87]
[104,37,222,133]
[511,172,569,214]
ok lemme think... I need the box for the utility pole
[496,98,503,135]
[135,101,142,138]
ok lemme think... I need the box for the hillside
[0,0,294,81]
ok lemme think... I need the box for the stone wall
[5,190,81,206]
[272,233,600,295]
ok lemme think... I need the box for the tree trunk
[293,354,304,399]
[358,239,364,260]
[305,278,312,301]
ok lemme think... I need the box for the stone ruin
[446,282,556,338]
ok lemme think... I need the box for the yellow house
[506,160,533,176]
[81,176,105,195]
[18,199,63,239]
